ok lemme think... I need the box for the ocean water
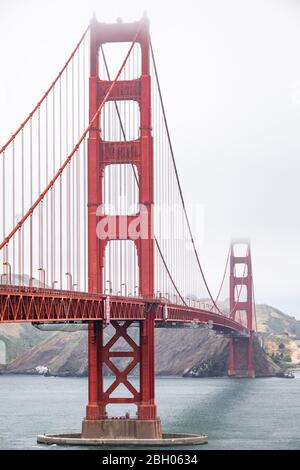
[0,373,299,450]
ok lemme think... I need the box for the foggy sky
[0,0,300,317]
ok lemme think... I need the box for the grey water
[0,374,300,450]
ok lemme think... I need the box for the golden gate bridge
[0,14,256,445]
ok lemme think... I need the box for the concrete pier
[37,432,208,447]
[82,417,162,439]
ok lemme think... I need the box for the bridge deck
[0,285,249,335]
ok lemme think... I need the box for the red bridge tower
[82,16,161,439]
[228,240,255,378]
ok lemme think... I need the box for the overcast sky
[0,0,300,317]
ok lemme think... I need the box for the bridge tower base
[228,334,255,378]
[82,318,162,440]
[82,418,162,440]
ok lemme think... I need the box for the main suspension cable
[209,247,230,311]
[0,28,140,251]
[0,26,90,156]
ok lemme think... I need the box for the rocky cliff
[1,303,299,377]
[0,323,54,364]
[2,324,280,378]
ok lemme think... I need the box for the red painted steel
[228,240,255,377]
[0,286,249,335]
[102,321,140,407]
[86,15,157,421]
[0,18,258,433]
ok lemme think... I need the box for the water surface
[0,374,299,449]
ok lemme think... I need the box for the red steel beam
[0,286,249,335]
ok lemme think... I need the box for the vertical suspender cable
[12,140,15,280]
[66,66,71,288]
[83,37,87,291]
[59,76,63,288]
[29,118,33,286]
[20,129,24,284]
[69,59,74,290]
[45,97,49,286]
[38,106,43,285]
[52,87,56,287]
[77,45,81,290]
